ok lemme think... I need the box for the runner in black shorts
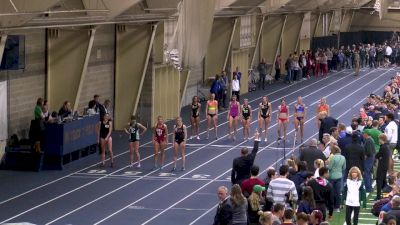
[97,113,114,167]
[293,96,307,144]
[124,115,147,168]
[241,98,252,140]
[172,117,187,171]
[258,96,272,142]
[190,96,201,140]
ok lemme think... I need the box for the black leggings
[346,206,360,225]
[376,171,387,200]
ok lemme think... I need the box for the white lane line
[0,69,345,206]
[45,69,386,225]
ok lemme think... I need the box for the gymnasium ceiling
[0,0,380,29]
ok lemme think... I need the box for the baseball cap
[253,185,266,193]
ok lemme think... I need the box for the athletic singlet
[154,124,166,143]
[260,102,270,118]
[318,104,329,113]
[191,103,199,118]
[295,104,305,114]
[128,122,140,142]
[279,105,288,122]
[174,124,185,144]
[100,121,110,139]
[230,101,239,118]
[242,105,250,119]
[207,100,217,114]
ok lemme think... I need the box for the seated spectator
[48,111,58,123]
[87,100,97,116]
[258,211,273,225]
[387,195,400,225]
[58,100,72,119]
[241,165,265,198]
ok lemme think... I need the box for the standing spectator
[354,49,361,76]
[318,112,338,142]
[285,54,293,84]
[99,99,112,120]
[369,44,376,68]
[34,97,44,120]
[365,120,382,152]
[291,161,312,196]
[297,186,316,215]
[386,196,400,225]
[271,203,285,225]
[231,132,260,185]
[264,167,277,189]
[267,165,298,205]
[342,167,367,225]
[321,133,331,158]
[385,113,398,174]
[360,45,367,68]
[230,184,248,225]
[232,73,240,101]
[342,134,365,177]
[376,134,392,200]
[234,66,242,81]
[258,58,268,89]
[248,185,267,225]
[363,130,376,192]
[338,127,353,151]
[293,53,300,81]
[327,145,346,212]
[275,55,282,81]
[213,186,232,225]
[280,209,295,225]
[299,138,326,172]
[219,71,228,109]
[241,165,265,197]
[259,211,273,225]
[307,167,334,221]
[210,74,221,96]
[326,48,333,71]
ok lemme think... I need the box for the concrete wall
[351,10,400,31]
[260,15,284,75]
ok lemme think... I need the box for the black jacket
[214,198,232,225]
[307,177,334,216]
[299,146,326,172]
[231,141,260,185]
[319,117,338,141]
[376,143,391,174]
[387,207,400,225]
[342,142,365,172]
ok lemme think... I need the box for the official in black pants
[375,134,391,200]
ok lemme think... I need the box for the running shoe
[196,135,200,140]
[160,165,164,170]
[129,163,133,168]
[110,162,114,168]
[136,163,141,168]
[264,138,267,143]
[181,167,185,171]
[188,136,192,140]
[171,166,176,172]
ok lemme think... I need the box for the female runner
[190,96,201,140]
[316,98,330,129]
[206,93,218,139]
[172,117,187,171]
[124,115,147,168]
[97,113,114,167]
[294,96,306,144]
[153,116,168,170]
[228,95,240,140]
[258,96,272,142]
[241,98,252,140]
[277,98,289,145]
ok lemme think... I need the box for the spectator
[267,165,298,205]
[382,214,397,225]
[87,100,97,116]
[258,58,268,89]
[213,186,232,225]
[259,211,273,225]
[264,167,277,189]
[307,167,334,220]
[309,210,323,225]
[58,100,72,119]
[231,132,260,185]
[321,133,331,158]
[387,196,400,225]
[385,113,398,174]
[314,159,324,178]
[299,138,326,172]
[234,66,242,81]
[230,184,248,225]
[99,99,112,120]
[285,54,293,84]
[291,161,312,197]
[275,55,282,81]
[210,74,221,96]
[327,145,346,212]
[42,100,49,121]
[241,165,265,198]
[248,185,267,225]
[342,133,365,177]
[363,130,376,192]
[88,94,101,113]
[343,166,367,225]
[338,127,353,151]
[271,203,285,225]
[297,186,316,215]
[296,212,309,225]
[319,112,338,142]
[376,134,392,200]
[232,73,240,101]
[280,208,295,225]
[219,71,228,109]
[365,120,383,152]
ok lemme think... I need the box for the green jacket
[328,154,346,180]
[342,179,367,208]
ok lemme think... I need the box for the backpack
[371,197,392,217]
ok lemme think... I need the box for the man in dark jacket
[307,167,334,221]
[376,133,392,200]
[214,186,232,225]
[363,130,376,193]
[319,112,338,142]
[299,138,326,172]
[338,127,353,152]
[342,134,365,179]
[290,161,313,198]
[231,132,260,185]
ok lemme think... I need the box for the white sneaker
[264,138,267,143]
[136,163,141,168]
[196,135,200,140]
[129,163,133,168]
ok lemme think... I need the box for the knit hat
[253,185,266,193]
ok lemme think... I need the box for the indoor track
[0,67,397,225]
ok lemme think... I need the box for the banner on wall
[0,81,7,140]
